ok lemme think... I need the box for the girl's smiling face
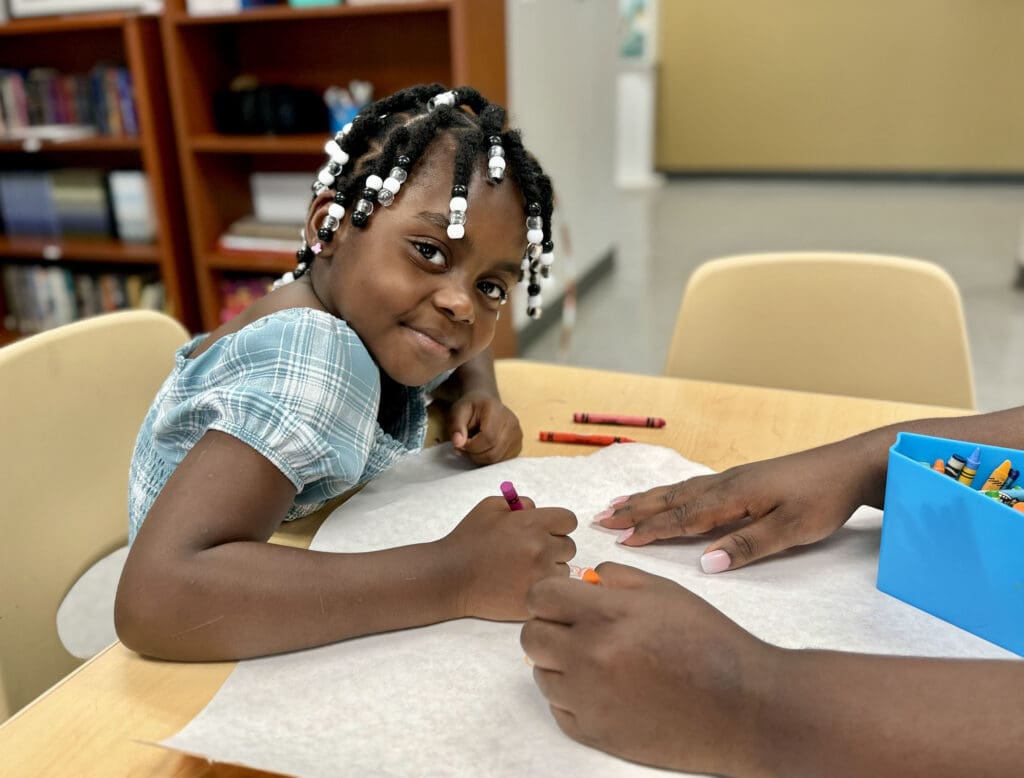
[308,138,525,387]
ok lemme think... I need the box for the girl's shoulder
[181,307,377,385]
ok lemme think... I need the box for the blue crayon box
[877,432,1024,656]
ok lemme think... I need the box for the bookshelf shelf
[208,249,294,274]
[162,0,515,354]
[173,1,449,27]
[0,11,198,339]
[0,136,143,154]
[189,133,323,155]
[0,236,160,264]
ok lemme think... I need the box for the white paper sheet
[160,444,1015,777]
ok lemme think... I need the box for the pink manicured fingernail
[608,495,630,507]
[699,550,731,574]
[593,508,614,522]
[616,527,634,544]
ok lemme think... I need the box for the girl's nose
[433,282,475,324]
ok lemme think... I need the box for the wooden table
[1,361,968,777]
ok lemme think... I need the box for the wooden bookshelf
[160,0,516,353]
[0,11,198,344]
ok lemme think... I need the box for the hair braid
[280,84,557,318]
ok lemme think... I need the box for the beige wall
[657,0,1024,173]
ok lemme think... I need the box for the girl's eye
[414,242,446,267]
[478,280,508,303]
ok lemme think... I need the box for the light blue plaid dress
[128,308,433,542]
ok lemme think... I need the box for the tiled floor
[523,178,1024,412]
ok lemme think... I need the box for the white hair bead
[427,90,457,110]
[540,251,554,266]
[382,177,401,193]
[449,196,468,212]
[447,223,465,239]
[489,156,506,171]
[324,139,349,165]
[365,174,383,190]
[328,203,344,219]
[317,168,335,186]
[527,229,544,244]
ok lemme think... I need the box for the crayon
[999,487,1024,500]
[957,447,981,486]
[984,490,1019,506]
[979,459,1013,492]
[569,564,602,585]
[1002,469,1020,489]
[944,453,967,479]
[538,431,636,446]
[931,459,946,474]
[573,412,666,428]
[500,480,523,511]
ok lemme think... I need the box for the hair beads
[272,84,555,318]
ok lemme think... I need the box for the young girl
[116,84,577,662]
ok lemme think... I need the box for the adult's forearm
[753,649,1024,778]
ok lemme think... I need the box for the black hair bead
[351,211,368,227]
[362,188,377,201]
[452,184,468,197]
[317,227,333,242]
[333,191,347,205]
[527,283,541,295]
[488,135,502,145]
[528,203,541,216]
[542,239,555,252]
[396,155,411,167]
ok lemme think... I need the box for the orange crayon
[539,431,636,446]
[932,459,945,473]
[573,412,666,428]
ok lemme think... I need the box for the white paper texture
[160,444,1015,777]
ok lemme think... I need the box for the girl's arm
[435,347,523,463]
[522,563,1024,778]
[600,405,1024,570]
[115,429,575,661]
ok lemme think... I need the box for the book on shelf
[0,65,136,140]
[217,214,304,254]
[250,172,313,224]
[0,263,165,335]
[219,275,274,323]
[0,169,113,239]
[108,170,156,243]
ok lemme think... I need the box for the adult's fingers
[618,477,757,546]
[591,561,659,589]
[524,575,600,623]
[520,617,573,670]
[700,503,841,571]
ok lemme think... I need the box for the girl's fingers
[520,617,573,669]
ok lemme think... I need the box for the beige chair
[664,252,976,408]
[0,310,189,721]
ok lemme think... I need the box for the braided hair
[279,84,555,319]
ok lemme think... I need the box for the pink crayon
[500,481,523,511]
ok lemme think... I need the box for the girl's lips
[402,324,455,357]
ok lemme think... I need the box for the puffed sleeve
[150,310,380,496]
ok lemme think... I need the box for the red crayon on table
[539,431,636,446]
[573,412,667,428]
[500,480,523,511]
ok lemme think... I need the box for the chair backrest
[0,310,189,720]
[664,252,976,408]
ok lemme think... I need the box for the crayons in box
[877,432,1024,656]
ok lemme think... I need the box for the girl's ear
[304,191,342,255]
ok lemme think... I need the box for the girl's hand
[520,562,779,776]
[595,435,884,572]
[447,389,523,465]
[442,496,577,620]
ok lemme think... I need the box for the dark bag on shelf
[213,85,329,135]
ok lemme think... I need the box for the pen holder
[877,432,1024,656]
